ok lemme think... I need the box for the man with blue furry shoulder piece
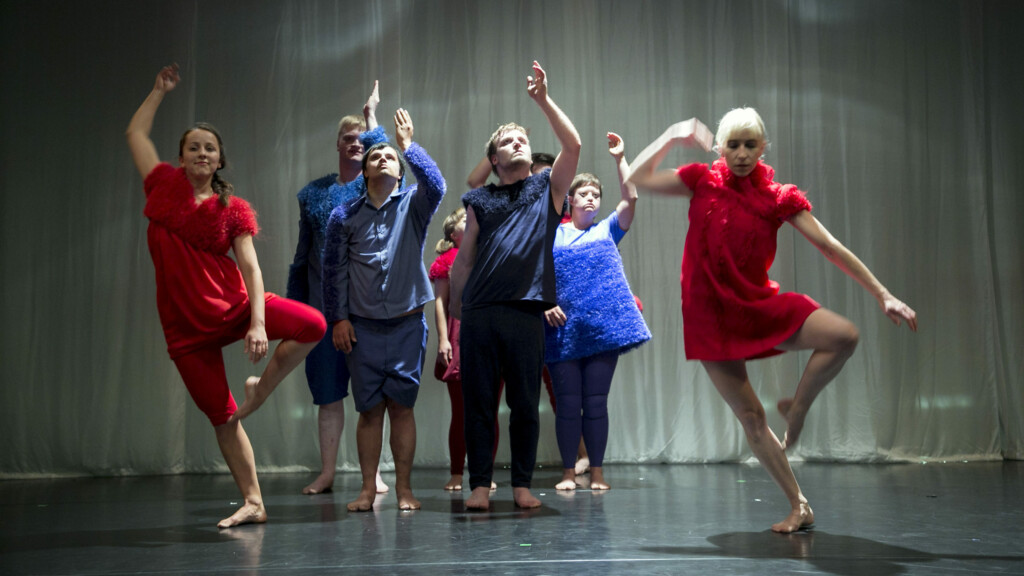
[286,82,390,497]
[449,61,581,511]
[322,108,446,512]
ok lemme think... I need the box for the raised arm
[607,132,638,231]
[527,61,581,212]
[626,118,713,196]
[126,64,180,179]
[363,80,380,131]
[448,205,480,321]
[467,156,492,189]
[788,210,918,331]
[232,234,270,363]
[396,109,447,213]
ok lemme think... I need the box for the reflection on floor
[2,461,1022,575]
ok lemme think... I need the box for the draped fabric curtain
[2,0,1021,476]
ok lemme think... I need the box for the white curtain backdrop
[2,0,1021,477]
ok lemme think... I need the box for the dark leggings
[548,351,619,469]
[461,304,544,489]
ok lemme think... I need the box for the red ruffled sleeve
[677,163,709,192]
[226,197,259,239]
[429,248,458,281]
[776,184,812,221]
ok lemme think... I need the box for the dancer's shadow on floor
[642,530,1024,576]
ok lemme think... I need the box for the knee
[835,322,859,357]
[735,405,768,438]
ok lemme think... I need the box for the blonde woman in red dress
[628,109,917,533]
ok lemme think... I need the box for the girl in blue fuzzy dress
[544,133,651,491]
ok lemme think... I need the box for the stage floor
[2,461,1022,575]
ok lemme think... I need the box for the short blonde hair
[714,108,767,152]
[486,122,530,175]
[337,114,366,139]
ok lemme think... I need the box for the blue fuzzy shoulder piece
[544,237,651,363]
[462,170,549,229]
[360,126,388,149]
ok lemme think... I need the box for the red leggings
[172,295,326,426]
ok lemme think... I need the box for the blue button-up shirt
[321,142,446,322]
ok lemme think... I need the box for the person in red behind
[126,64,325,528]
[628,109,917,533]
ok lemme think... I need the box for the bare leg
[232,339,318,422]
[776,309,859,449]
[303,399,344,494]
[513,487,542,509]
[590,466,609,490]
[556,468,576,491]
[213,420,268,528]
[348,402,386,512]
[702,360,814,533]
[574,438,590,475]
[444,474,463,491]
[387,401,420,510]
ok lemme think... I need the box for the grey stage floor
[1,462,1022,575]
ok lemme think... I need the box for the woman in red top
[628,109,917,533]
[126,64,326,528]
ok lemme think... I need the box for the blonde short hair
[714,108,767,152]
[337,114,366,139]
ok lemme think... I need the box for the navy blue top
[286,126,388,310]
[321,142,446,321]
[461,169,563,312]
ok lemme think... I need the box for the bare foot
[444,474,463,491]
[396,488,421,510]
[490,481,497,491]
[771,501,815,533]
[513,487,541,509]
[777,398,807,450]
[376,470,390,494]
[574,456,590,475]
[302,472,334,495]
[229,377,267,423]
[590,467,609,490]
[556,468,576,491]
[217,500,267,529]
[347,488,376,512]
[466,486,491,510]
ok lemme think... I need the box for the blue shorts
[345,313,427,412]
[305,329,350,405]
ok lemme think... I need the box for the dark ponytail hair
[179,122,234,206]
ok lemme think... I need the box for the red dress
[676,159,820,361]
[429,247,461,382]
[144,163,259,359]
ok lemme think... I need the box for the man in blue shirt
[450,61,581,510]
[322,108,446,511]
[286,82,390,497]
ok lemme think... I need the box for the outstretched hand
[154,63,180,94]
[394,108,414,151]
[608,132,626,159]
[363,80,380,125]
[880,294,918,332]
[526,61,548,103]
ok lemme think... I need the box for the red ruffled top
[429,247,458,281]
[676,159,820,360]
[144,163,259,358]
